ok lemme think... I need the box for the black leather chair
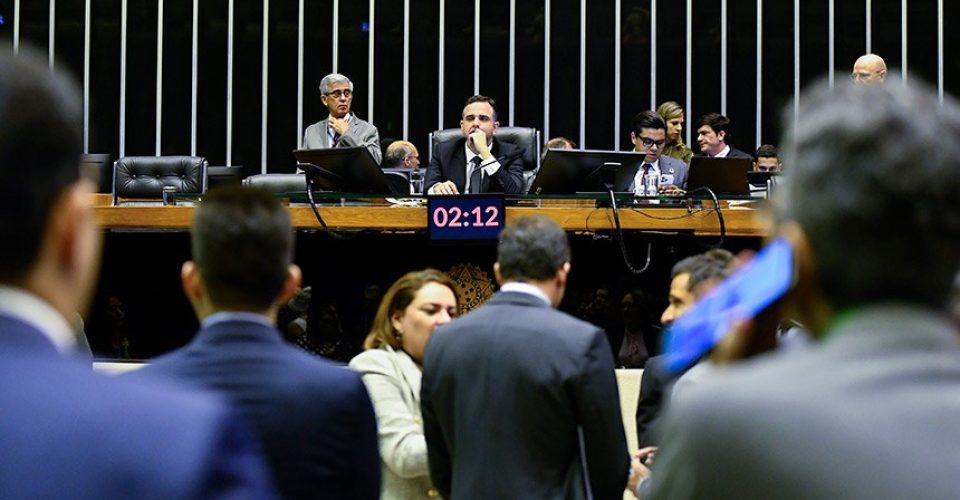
[112,156,207,205]
[428,126,541,192]
[241,173,308,194]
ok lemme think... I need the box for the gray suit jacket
[421,291,629,500]
[303,113,383,165]
[350,346,438,500]
[615,154,690,192]
[650,306,960,500]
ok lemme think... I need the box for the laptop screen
[686,156,751,196]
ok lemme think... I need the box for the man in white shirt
[695,113,753,160]
[624,110,689,195]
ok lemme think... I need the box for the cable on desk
[305,178,362,240]
[607,189,653,276]
[683,186,726,248]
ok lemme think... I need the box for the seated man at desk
[625,110,687,195]
[303,73,382,165]
[425,95,525,195]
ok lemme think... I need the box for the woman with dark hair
[349,269,459,500]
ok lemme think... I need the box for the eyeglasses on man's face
[639,137,666,147]
[325,89,352,99]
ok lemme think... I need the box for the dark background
[1,0,952,177]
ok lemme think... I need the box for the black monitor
[80,153,112,193]
[747,170,780,187]
[686,157,752,196]
[528,149,647,195]
[293,147,396,194]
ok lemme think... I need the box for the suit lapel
[447,141,468,192]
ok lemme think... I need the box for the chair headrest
[113,156,206,200]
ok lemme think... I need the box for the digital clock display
[427,194,505,240]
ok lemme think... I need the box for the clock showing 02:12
[427,194,506,241]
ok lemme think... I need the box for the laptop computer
[529,149,646,195]
[686,156,752,196]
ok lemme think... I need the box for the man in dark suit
[0,48,276,499]
[425,95,525,195]
[635,249,733,447]
[617,110,690,194]
[129,186,381,499]
[694,113,753,160]
[421,215,629,499]
[646,80,960,499]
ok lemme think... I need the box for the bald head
[852,54,887,85]
[384,140,420,168]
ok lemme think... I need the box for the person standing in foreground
[421,215,629,499]
[647,80,960,499]
[350,269,460,500]
[0,47,276,499]
[129,186,381,500]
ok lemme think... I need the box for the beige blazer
[349,346,439,500]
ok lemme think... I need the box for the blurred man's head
[319,73,354,119]
[494,216,571,307]
[184,186,301,318]
[385,140,420,168]
[631,111,668,163]
[696,113,731,157]
[778,79,960,334]
[545,137,577,150]
[661,249,735,325]
[852,54,887,85]
[0,47,99,320]
[754,144,781,172]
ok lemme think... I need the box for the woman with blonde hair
[656,101,694,165]
[349,269,459,500]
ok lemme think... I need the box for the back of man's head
[191,186,294,310]
[0,48,83,283]
[496,215,570,282]
[779,79,960,309]
[384,140,415,167]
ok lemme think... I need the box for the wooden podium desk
[91,194,768,237]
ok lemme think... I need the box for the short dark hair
[464,95,498,121]
[779,79,960,309]
[0,47,82,282]
[755,144,779,159]
[191,186,294,310]
[696,113,731,136]
[497,216,571,282]
[671,249,734,293]
[632,110,667,135]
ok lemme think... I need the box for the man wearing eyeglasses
[303,73,383,165]
[622,110,688,195]
[425,95,525,195]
